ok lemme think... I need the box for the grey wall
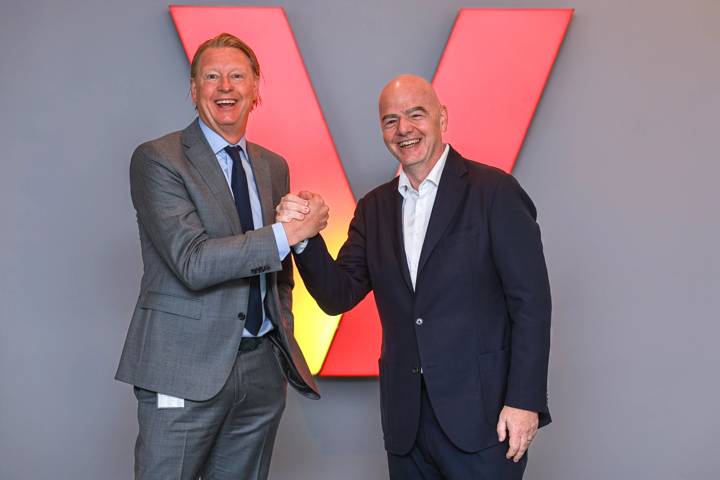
[1,0,718,478]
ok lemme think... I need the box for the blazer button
[415,318,423,326]
[237,312,246,320]
[411,367,420,375]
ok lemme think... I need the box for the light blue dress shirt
[198,119,291,337]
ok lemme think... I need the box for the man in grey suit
[115,33,327,479]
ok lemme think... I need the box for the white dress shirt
[397,144,450,289]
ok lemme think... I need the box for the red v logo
[170,6,572,376]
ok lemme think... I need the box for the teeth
[215,99,236,105]
[399,139,420,148]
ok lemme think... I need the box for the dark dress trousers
[295,147,552,456]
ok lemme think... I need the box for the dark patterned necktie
[224,146,262,335]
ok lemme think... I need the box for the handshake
[276,191,330,246]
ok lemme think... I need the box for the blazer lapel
[181,120,242,234]
[390,184,414,294]
[246,143,274,227]
[416,147,467,276]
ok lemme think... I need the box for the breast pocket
[436,232,483,275]
[441,229,485,249]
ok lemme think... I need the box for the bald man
[279,75,552,479]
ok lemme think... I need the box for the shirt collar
[398,144,450,195]
[198,117,247,156]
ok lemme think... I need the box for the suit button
[415,318,423,326]
[411,367,420,374]
[237,312,246,320]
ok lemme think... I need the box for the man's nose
[219,76,233,91]
[397,116,412,135]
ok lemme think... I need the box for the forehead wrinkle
[197,48,254,73]
[405,106,428,115]
[379,91,440,121]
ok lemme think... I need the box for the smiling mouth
[398,138,420,149]
[215,99,237,109]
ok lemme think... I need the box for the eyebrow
[381,106,428,123]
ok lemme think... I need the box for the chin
[400,153,424,165]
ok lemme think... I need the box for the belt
[239,336,267,352]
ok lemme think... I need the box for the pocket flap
[141,291,202,319]
[477,347,510,373]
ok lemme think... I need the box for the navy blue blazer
[295,147,552,455]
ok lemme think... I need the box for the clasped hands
[276,191,329,246]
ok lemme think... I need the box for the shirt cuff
[272,223,291,260]
[293,239,309,254]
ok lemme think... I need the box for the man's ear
[251,76,260,110]
[440,105,448,132]
[190,77,198,105]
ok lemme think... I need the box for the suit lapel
[246,143,274,227]
[416,147,467,276]
[181,120,242,234]
[390,183,414,294]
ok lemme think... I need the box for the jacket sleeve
[275,165,295,331]
[293,197,372,316]
[488,174,552,417]
[130,142,283,291]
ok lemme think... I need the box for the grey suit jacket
[116,119,319,401]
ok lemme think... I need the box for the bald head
[378,74,442,115]
[378,74,448,187]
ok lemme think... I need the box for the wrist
[282,221,301,246]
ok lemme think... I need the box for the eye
[230,72,245,80]
[383,119,397,129]
[205,72,220,81]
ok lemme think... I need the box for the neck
[403,146,444,190]
[218,128,245,146]
[403,166,429,191]
[201,118,246,146]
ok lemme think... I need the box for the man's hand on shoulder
[496,405,539,463]
[276,191,329,245]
